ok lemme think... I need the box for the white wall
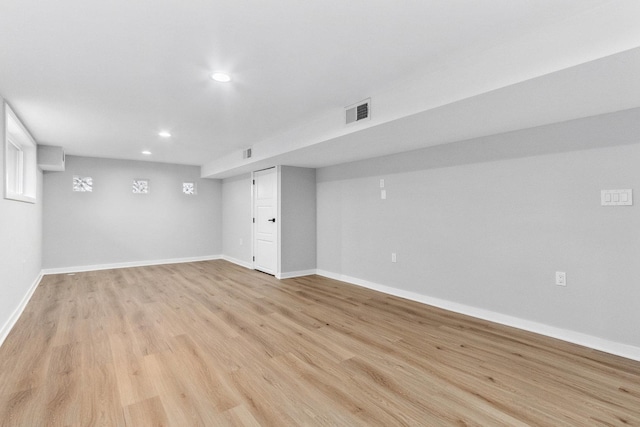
[317,109,640,354]
[222,173,253,267]
[43,156,222,270]
[0,98,43,344]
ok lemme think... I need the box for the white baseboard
[31,259,640,362]
[277,269,317,279]
[41,255,223,275]
[0,273,43,348]
[316,269,640,362]
[221,255,253,270]
[220,256,315,279]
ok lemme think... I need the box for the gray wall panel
[221,173,252,265]
[280,166,316,274]
[317,111,640,347]
[43,156,221,268]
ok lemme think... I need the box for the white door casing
[253,167,278,275]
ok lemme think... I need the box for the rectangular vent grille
[357,103,368,120]
[243,148,252,159]
[345,98,371,124]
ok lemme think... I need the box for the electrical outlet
[239,238,243,246]
[555,271,566,286]
[381,189,387,200]
[391,253,397,263]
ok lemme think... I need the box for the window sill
[4,193,36,204]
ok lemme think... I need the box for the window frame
[4,103,37,203]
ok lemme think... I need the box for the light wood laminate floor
[0,260,639,426]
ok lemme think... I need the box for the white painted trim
[0,272,43,348]
[276,165,282,278]
[221,258,316,279]
[250,170,256,271]
[28,260,640,361]
[41,255,223,275]
[221,255,253,270]
[252,166,278,276]
[316,269,640,362]
[277,269,317,279]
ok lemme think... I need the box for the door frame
[251,166,280,276]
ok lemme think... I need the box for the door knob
[268,218,276,223]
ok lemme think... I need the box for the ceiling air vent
[345,98,371,125]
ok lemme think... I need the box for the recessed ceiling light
[142,150,152,155]
[158,131,171,138]
[211,72,231,83]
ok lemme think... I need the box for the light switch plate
[601,189,632,206]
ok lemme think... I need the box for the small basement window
[4,103,37,203]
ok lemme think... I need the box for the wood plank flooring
[1,260,639,426]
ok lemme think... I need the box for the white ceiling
[1,1,640,178]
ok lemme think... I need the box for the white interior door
[253,167,277,275]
